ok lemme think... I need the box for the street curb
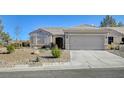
[1,64,124,72]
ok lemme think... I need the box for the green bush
[0,41,3,47]
[0,41,3,46]
[51,47,61,58]
[6,45,15,53]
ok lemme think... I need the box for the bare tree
[15,26,21,41]
[14,26,23,48]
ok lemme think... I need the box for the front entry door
[56,37,63,49]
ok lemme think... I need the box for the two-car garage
[68,34,105,50]
[64,28,108,50]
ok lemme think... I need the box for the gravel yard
[39,49,70,62]
[0,48,70,67]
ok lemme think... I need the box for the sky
[1,15,124,40]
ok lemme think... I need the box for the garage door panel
[69,35,105,50]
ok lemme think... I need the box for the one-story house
[29,25,124,50]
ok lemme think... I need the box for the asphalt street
[0,68,124,78]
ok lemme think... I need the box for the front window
[37,37,44,44]
[108,37,113,44]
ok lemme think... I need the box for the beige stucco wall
[65,34,70,49]
[107,30,124,44]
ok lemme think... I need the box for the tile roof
[101,27,124,34]
[29,28,51,35]
[30,26,124,35]
[63,26,109,34]
[43,27,64,35]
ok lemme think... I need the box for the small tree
[2,32,11,45]
[0,19,11,46]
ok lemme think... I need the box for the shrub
[107,44,114,50]
[11,43,21,49]
[0,41,3,46]
[6,45,15,53]
[51,47,61,58]
[0,41,3,48]
[36,56,40,62]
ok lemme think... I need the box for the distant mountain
[74,24,97,27]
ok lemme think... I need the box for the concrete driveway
[70,50,124,68]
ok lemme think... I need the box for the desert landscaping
[0,15,124,69]
[0,47,70,67]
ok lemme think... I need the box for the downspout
[36,32,37,46]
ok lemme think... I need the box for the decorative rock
[31,50,40,55]
[33,47,38,50]
[0,47,7,54]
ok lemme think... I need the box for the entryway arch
[55,37,63,49]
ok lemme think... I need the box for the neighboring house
[102,27,124,45]
[29,25,124,50]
